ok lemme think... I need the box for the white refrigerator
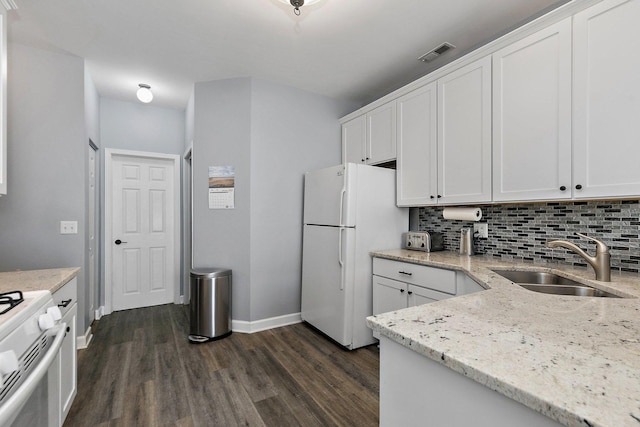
[301,163,408,349]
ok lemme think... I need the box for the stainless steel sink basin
[492,270,621,298]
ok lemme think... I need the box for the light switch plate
[474,223,488,238]
[60,221,78,234]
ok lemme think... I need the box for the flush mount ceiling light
[136,84,153,103]
[278,0,321,16]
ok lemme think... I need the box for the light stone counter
[0,267,80,295]
[367,249,640,427]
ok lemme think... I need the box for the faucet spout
[545,233,611,282]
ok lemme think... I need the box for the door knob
[114,239,127,245]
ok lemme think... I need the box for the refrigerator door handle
[339,188,347,226]
[338,228,345,290]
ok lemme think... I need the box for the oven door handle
[0,323,67,426]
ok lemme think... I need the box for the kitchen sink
[491,270,621,298]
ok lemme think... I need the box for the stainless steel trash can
[189,268,232,343]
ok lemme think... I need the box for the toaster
[403,231,444,252]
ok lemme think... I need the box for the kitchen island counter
[0,267,80,294]
[368,249,640,427]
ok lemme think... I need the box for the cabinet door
[373,275,408,315]
[407,284,453,307]
[60,303,77,424]
[366,101,396,164]
[492,18,572,202]
[437,56,492,204]
[396,82,438,206]
[573,0,640,198]
[342,115,366,164]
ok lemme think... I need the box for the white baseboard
[232,312,302,334]
[94,306,105,320]
[77,326,93,350]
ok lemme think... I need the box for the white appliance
[301,163,408,349]
[0,290,66,427]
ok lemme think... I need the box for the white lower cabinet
[379,335,564,427]
[53,278,78,426]
[372,258,484,338]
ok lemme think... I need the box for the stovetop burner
[0,291,24,315]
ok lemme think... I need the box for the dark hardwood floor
[64,304,380,426]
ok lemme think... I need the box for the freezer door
[303,164,356,227]
[301,225,355,347]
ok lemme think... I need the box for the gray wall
[249,78,355,320]
[0,43,87,330]
[192,77,356,322]
[193,78,252,320]
[100,98,185,154]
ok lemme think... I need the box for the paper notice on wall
[208,166,235,209]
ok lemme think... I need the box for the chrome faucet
[546,233,611,282]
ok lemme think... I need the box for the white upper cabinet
[342,115,366,164]
[0,5,7,196]
[572,0,640,199]
[342,100,396,165]
[366,100,396,165]
[396,81,437,206]
[437,56,492,204]
[492,18,572,202]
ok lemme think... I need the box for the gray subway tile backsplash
[417,200,640,274]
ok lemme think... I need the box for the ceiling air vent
[418,42,455,63]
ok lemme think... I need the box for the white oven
[0,290,66,427]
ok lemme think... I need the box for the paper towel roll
[442,207,482,222]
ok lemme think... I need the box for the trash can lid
[190,268,232,278]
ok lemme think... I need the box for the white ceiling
[8,0,569,110]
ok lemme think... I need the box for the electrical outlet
[474,223,488,238]
[60,221,78,234]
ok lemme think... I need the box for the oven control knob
[38,313,55,331]
[47,306,62,321]
[0,350,18,385]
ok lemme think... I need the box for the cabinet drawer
[53,277,77,317]
[373,258,456,295]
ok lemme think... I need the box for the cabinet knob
[400,289,405,293]
[430,195,435,199]
[361,159,365,162]
[437,195,442,199]
[575,184,583,190]
[559,186,567,191]
[407,291,413,295]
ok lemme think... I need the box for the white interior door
[106,149,180,312]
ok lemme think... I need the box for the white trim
[94,305,105,320]
[231,312,302,334]
[76,326,93,350]
[104,148,181,314]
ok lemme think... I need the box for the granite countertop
[0,267,80,295]
[367,249,640,427]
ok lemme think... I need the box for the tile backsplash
[417,200,640,274]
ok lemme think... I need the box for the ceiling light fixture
[279,0,321,16]
[136,84,153,103]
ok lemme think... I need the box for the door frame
[88,139,99,323]
[182,144,193,304]
[104,148,181,315]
